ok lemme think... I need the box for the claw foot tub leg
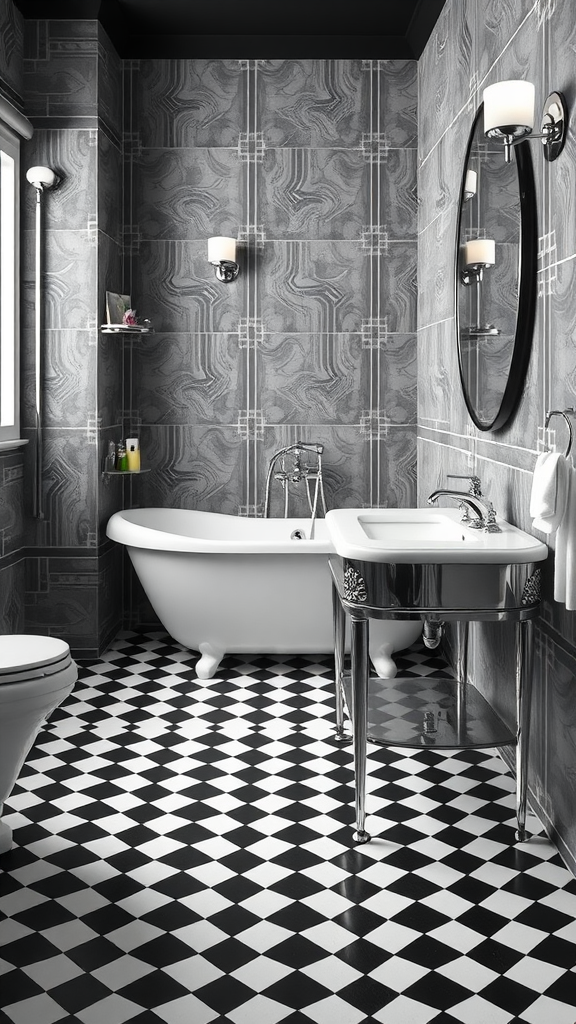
[196,643,225,680]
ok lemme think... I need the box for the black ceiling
[13,0,447,58]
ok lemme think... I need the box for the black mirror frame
[455,103,538,432]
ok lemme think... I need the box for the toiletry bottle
[104,440,116,472]
[116,440,128,471]
[126,437,140,472]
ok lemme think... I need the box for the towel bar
[544,408,575,458]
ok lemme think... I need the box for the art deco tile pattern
[126,59,418,517]
[17,17,125,653]
[417,0,576,872]
[1,633,576,1024]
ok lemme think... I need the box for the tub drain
[291,529,306,540]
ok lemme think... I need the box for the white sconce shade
[464,169,477,200]
[207,236,239,282]
[483,80,535,136]
[208,236,236,264]
[463,238,496,268]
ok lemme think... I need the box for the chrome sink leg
[332,582,352,745]
[515,618,534,843]
[455,620,469,740]
[351,614,371,843]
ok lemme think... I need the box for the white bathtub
[106,509,421,679]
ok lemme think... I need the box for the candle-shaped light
[208,236,237,264]
[464,169,477,200]
[483,80,535,137]
[463,238,496,268]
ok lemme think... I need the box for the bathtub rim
[107,507,334,554]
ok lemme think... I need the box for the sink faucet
[427,489,502,532]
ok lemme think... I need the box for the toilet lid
[0,635,72,677]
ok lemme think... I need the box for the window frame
[0,120,20,445]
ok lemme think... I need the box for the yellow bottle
[126,438,140,471]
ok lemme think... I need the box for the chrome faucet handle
[483,503,501,533]
[447,473,482,496]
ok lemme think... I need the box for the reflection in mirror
[455,104,537,432]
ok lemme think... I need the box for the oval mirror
[455,104,537,432]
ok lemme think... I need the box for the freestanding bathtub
[106,509,421,679]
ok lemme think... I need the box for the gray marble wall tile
[0,0,23,103]
[135,59,244,148]
[418,209,457,329]
[133,334,244,426]
[132,241,242,333]
[379,335,418,424]
[418,0,475,160]
[24,430,97,549]
[98,131,122,242]
[0,452,24,557]
[259,241,367,334]
[257,60,369,148]
[23,21,99,119]
[138,425,247,516]
[22,229,97,332]
[257,333,368,424]
[548,257,576,413]
[135,149,243,241]
[97,24,122,142]
[378,60,418,149]
[0,560,25,634]
[98,330,124,431]
[260,149,369,241]
[381,149,418,239]
[21,329,96,430]
[98,543,123,651]
[25,554,99,655]
[476,0,538,88]
[418,115,470,231]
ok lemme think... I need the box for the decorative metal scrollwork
[343,565,367,603]
[521,568,541,606]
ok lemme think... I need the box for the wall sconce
[483,80,568,163]
[460,238,499,338]
[208,236,239,283]
[463,169,477,202]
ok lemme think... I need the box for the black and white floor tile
[1,632,576,1024]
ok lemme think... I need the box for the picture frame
[106,291,132,325]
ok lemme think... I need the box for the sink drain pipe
[422,620,443,649]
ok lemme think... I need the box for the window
[0,96,32,448]
[0,122,18,443]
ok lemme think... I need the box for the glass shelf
[100,325,153,335]
[102,469,151,476]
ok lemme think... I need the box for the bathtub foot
[196,643,225,680]
[369,642,398,679]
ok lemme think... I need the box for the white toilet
[0,635,77,855]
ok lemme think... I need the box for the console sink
[325,507,548,565]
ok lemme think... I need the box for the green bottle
[116,441,128,471]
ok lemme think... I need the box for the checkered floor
[1,632,576,1024]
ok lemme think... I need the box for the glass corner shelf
[100,324,154,335]
[102,469,151,476]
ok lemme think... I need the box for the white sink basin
[325,507,548,564]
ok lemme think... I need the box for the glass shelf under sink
[341,671,515,750]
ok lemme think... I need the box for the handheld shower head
[26,166,60,191]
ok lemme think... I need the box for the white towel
[530,451,568,534]
[554,464,576,610]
